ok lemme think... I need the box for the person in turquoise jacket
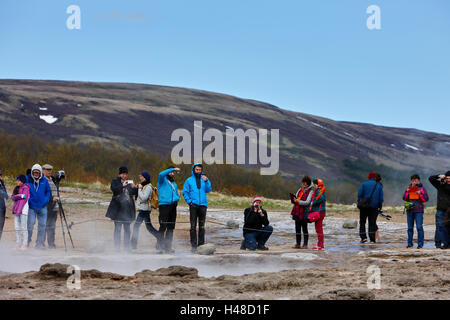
[182,163,212,252]
[306,179,326,250]
[156,166,180,253]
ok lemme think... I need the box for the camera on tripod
[54,170,65,185]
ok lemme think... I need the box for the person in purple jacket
[12,175,30,250]
[403,174,429,249]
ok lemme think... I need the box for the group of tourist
[0,164,449,252]
[0,164,60,250]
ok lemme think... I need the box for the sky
[1,0,449,135]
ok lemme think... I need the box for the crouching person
[241,196,273,251]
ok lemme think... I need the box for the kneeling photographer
[241,196,273,251]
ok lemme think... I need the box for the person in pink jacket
[11,175,30,250]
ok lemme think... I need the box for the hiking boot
[257,245,269,251]
[406,245,413,248]
[417,246,423,249]
[360,239,368,244]
[300,245,308,249]
[292,244,301,249]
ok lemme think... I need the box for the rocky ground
[0,186,448,300]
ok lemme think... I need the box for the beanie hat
[445,171,450,177]
[16,174,27,184]
[119,166,128,174]
[368,172,377,180]
[141,171,151,183]
[252,196,262,205]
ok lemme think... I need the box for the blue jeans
[435,210,448,247]
[27,206,48,246]
[243,225,273,250]
[407,212,424,247]
[131,210,160,249]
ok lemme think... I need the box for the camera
[55,170,66,184]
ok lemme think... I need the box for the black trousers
[360,208,378,242]
[0,209,5,241]
[45,209,58,247]
[158,202,177,250]
[294,218,309,246]
[189,204,207,248]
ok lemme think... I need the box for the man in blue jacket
[357,172,384,244]
[157,166,180,253]
[182,163,212,253]
[27,164,51,248]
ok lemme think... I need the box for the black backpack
[357,182,379,210]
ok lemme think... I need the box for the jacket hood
[31,164,43,180]
[191,163,203,176]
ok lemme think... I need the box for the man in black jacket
[0,169,8,242]
[429,171,450,249]
[106,166,138,251]
[241,196,273,251]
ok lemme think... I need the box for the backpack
[357,182,379,210]
[148,184,159,209]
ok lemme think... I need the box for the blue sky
[1,0,449,135]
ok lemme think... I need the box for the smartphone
[126,180,134,185]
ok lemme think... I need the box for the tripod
[55,181,75,251]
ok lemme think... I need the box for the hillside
[0,79,449,203]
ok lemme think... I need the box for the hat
[252,196,262,205]
[42,164,53,170]
[16,174,27,184]
[119,166,128,174]
[446,171,450,177]
[368,172,377,180]
[141,171,151,182]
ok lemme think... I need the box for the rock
[343,219,358,229]
[36,263,70,279]
[317,289,375,300]
[196,243,216,255]
[226,220,239,229]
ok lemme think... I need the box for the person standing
[0,169,8,242]
[106,166,138,252]
[403,174,429,249]
[429,171,450,249]
[182,163,212,253]
[27,164,51,249]
[42,164,59,249]
[357,172,384,244]
[290,175,313,249]
[157,166,180,253]
[241,196,273,251]
[307,179,327,250]
[131,171,160,249]
[11,175,30,250]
